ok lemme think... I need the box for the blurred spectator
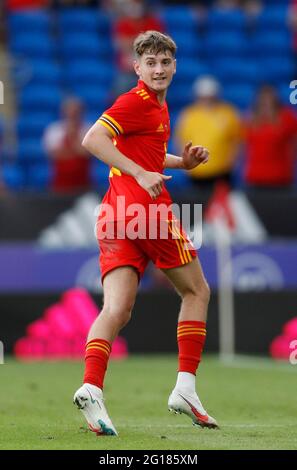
[213,0,241,9]
[43,98,91,194]
[7,0,47,10]
[213,0,262,12]
[112,0,164,95]
[243,0,262,16]
[50,0,99,6]
[174,76,242,189]
[243,85,297,189]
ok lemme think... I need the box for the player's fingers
[185,141,192,152]
[149,189,157,200]
[201,148,209,161]
[151,184,161,197]
[161,174,172,180]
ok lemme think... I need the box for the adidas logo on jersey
[156,123,164,132]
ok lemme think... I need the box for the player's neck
[138,79,167,106]
[156,90,167,106]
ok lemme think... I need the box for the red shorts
[97,218,197,282]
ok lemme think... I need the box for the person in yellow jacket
[175,76,242,189]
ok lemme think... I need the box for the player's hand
[135,170,172,200]
[182,142,209,170]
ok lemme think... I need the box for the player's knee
[183,279,210,305]
[200,280,211,304]
[104,305,132,329]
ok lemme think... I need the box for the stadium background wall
[1,291,296,356]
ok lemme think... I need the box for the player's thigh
[102,266,139,315]
[162,257,209,298]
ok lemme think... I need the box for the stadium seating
[8,9,52,34]
[58,8,110,34]
[161,6,197,33]
[249,30,293,56]
[27,60,62,86]
[6,3,295,190]
[17,112,57,140]
[2,161,26,191]
[64,60,111,87]
[206,8,246,31]
[18,138,47,162]
[18,85,63,113]
[257,5,289,29]
[223,83,256,110]
[10,32,56,58]
[27,161,52,190]
[204,31,247,57]
[174,58,210,82]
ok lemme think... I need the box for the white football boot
[168,388,219,429]
[73,383,118,436]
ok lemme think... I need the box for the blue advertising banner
[0,243,297,292]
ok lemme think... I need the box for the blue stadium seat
[58,8,110,34]
[259,56,295,83]
[207,8,246,31]
[86,110,101,125]
[10,33,56,58]
[223,83,255,110]
[64,60,112,86]
[257,6,289,29]
[249,31,292,56]
[278,82,295,105]
[18,85,62,112]
[170,31,203,57]
[60,33,111,59]
[161,6,197,31]
[175,58,209,82]
[167,83,193,109]
[28,60,62,85]
[204,31,247,56]
[17,112,56,139]
[163,167,190,191]
[212,59,261,84]
[18,139,47,161]
[2,163,26,191]
[90,159,110,192]
[27,162,52,190]
[71,85,108,113]
[8,10,52,34]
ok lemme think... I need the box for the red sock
[83,338,111,390]
[177,321,206,375]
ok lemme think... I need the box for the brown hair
[133,30,177,58]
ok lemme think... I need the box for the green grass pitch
[0,355,296,450]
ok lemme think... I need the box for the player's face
[134,51,176,94]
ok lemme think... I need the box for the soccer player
[73,31,218,436]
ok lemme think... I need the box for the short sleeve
[97,93,143,138]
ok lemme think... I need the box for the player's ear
[173,58,177,75]
[134,60,141,77]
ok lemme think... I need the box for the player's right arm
[82,122,171,199]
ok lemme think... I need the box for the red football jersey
[97,80,173,220]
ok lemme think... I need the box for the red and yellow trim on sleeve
[97,113,124,137]
[168,220,193,265]
[109,166,122,177]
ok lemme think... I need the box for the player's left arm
[165,142,209,170]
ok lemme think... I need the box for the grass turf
[0,355,296,450]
